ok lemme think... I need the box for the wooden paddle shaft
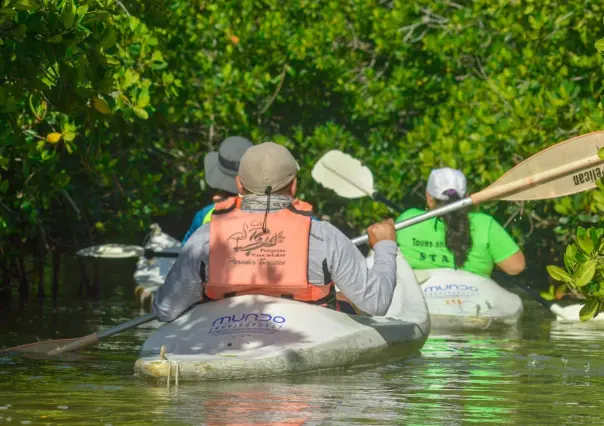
[472,154,603,204]
[47,313,157,356]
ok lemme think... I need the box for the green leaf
[63,132,76,142]
[599,146,604,160]
[540,292,555,301]
[13,0,40,10]
[546,265,572,283]
[564,243,577,271]
[596,39,604,53]
[579,298,599,322]
[47,34,63,44]
[136,88,150,108]
[61,0,75,29]
[577,233,594,255]
[98,26,117,51]
[133,107,149,120]
[575,260,597,287]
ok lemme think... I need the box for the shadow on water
[3,248,604,423]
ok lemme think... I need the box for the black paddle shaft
[492,271,552,309]
[143,249,181,259]
[372,192,405,213]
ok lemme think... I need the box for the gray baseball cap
[238,142,300,194]
[204,136,253,194]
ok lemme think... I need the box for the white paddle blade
[487,131,604,201]
[311,150,375,198]
[76,244,145,259]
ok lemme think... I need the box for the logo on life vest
[228,221,285,255]
[209,312,286,335]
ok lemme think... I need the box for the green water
[2,263,604,425]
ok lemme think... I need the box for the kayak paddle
[311,149,405,212]
[313,131,604,320]
[0,313,157,357]
[75,244,180,259]
[341,131,604,244]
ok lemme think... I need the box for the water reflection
[3,286,604,424]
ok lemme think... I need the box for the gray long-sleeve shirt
[152,213,398,322]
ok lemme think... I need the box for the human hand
[367,218,396,248]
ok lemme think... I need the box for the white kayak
[133,224,181,304]
[134,251,431,381]
[414,268,524,329]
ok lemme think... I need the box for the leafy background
[1,0,604,300]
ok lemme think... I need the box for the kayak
[133,225,521,329]
[414,268,523,329]
[134,224,180,304]
[133,251,431,382]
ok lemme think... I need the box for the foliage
[544,225,604,321]
[543,33,604,321]
[2,0,604,295]
[0,0,180,253]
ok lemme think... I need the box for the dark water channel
[1,257,604,425]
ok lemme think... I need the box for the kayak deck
[134,295,429,382]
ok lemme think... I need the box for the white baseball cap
[426,167,467,200]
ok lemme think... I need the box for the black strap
[287,204,314,217]
[212,200,237,215]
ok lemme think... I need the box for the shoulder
[183,222,211,251]
[396,208,426,222]
[469,212,499,226]
[310,219,347,241]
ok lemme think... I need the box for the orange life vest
[204,198,336,306]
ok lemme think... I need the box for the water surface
[1,264,604,425]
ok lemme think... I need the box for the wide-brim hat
[203,136,253,194]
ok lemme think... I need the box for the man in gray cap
[154,142,398,321]
[182,136,253,245]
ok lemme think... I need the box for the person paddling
[395,167,526,277]
[182,136,253,245]
[153,142,398,322]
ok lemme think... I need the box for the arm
[322,222,398,316]
[153,224,210,322]
[495,250,526,275]
[488,217,526,276]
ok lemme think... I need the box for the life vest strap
[202,285,337,310]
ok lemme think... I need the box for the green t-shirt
[395,208,521,277]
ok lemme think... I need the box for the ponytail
[437,189,472,268]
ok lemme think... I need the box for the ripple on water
[3,295,604,424]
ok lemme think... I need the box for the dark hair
[437,189,472,268]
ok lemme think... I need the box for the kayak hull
[134,297,428,381]
[134,251,430,382]
[417,268,523,329]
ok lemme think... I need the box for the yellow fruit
[93,97,112,114]
[46,132,62,143]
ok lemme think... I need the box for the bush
[2,0,604,297]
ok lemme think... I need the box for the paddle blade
[311,150,375,198]
[485,131,604,201]
[0,337,82,355]
[76,244,145,258]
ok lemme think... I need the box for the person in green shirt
[395,167,526,277]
